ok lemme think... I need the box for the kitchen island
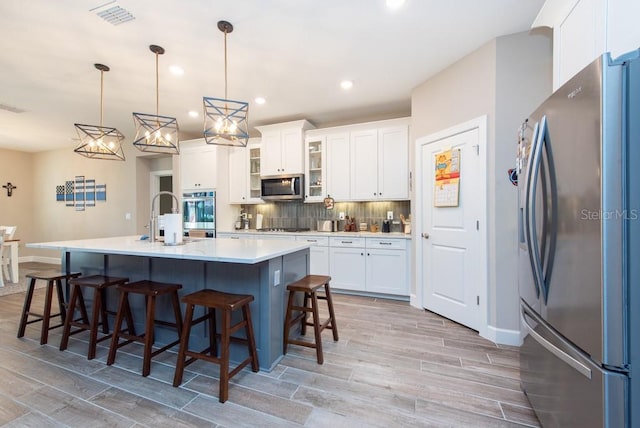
[28,236,311,371]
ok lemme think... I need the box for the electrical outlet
[274,270,281,286]
[387,211,393,220]
[339,212,345,220]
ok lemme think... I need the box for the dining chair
[1,226,17,283]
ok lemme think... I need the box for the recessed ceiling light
[255,96,266,105]
[340,80,353,90]
[188,110,199,118]
[169,65,184,76]
[386,0,405,10]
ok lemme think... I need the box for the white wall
[411,29,552,339]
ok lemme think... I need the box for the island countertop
[27,235,311,264]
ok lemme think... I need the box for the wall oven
[182,190,215,237]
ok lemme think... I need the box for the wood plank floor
[0,263,540,427]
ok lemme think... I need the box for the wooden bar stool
[59,275,130,360]
[107,280,183,377]
[17,270,82,345]
[173,289,259,403]
[283,274,339,364]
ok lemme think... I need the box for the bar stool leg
[310,292,323,364]
[243,304,259,372]
[87,286,103,360]
[59,284,80,352]
[209,307,218,357]
[324,283,339,341]
[173,303,194,387]
[107,291,128,366]
[142,295,156,377]
[17,278,37,338]
[99,288,110,334]
[301,292,309,335]
[219,309,232,402]
[40,280,55,345]
[283,290,295,354]
[55,279,67,324]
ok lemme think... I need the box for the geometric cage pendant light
[203,20,249,147]
[132,45,180,154]
[74,63,126,161]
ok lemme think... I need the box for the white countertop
[218,229,411,239]
[28,235,311,264]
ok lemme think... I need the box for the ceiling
[0,0,544,153]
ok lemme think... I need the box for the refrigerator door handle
[525,120,544,298]
[521,304,592,379]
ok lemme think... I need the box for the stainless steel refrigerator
[517,50,640,427]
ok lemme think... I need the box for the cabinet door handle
[380,242,392,245]
[421,233,429,239]
[341,240,352,244]
[231,236,240,239]
[367,252,370,256]
[361,252,364,256]
[307,239,317,242]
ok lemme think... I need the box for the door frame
[413,115,488,338]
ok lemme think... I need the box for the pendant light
[132,45,180,154]
[74,64,126,161]
[203,20,249,147]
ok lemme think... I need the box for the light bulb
[230,120,237,133]
[145,131,150,138]
[165,134,171,141]
[108,141,115,150]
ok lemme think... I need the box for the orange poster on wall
[434,148,460,207]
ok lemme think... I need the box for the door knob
[422,233,429,239]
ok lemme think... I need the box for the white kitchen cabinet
[304,135,326,202]
[324,119,410,202]
[325,132,351,201]
[296,235,329,275]
[229,139,262,204]
[256,120,315,176]
[180,139,217,190]
[329,245,366,291]
[365,238,408,295]
[535,0,640,90]
[378,125,409,200]
[350,129,379,200]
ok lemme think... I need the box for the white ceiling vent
[0,103,26,113]
[90,1,135,26]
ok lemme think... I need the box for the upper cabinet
[180,138,217,190]
[321,118,410,202]
[304,135,326,202]
[534,0,640,89]
[229,138,262,204]
[256,120,315,176]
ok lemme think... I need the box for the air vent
[90,1,135,26]
[0,103,26,113]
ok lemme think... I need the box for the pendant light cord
[224,28,228,100]
[99,69,104,128]
[155,51,160,117]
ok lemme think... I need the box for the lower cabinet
[296,236,329,276]
[217,232,409,297]
[329,236,408,296]
[329,244,367,291]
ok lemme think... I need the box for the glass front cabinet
[304,135,326,202]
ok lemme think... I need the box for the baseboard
[18,256,60,265]
[484,325,522,346]
[410,293,420,309]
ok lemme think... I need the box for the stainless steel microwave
[260,174,304,201]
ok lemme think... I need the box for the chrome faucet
[149,191,180,243]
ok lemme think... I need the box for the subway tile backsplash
[241,200,411,232]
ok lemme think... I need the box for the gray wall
[410,29,552,335]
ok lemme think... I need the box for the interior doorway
[415,116,488,335]
[150,170,175,215]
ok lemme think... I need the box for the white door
[417,117,486,332]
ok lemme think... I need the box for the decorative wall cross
[2,182,17,197]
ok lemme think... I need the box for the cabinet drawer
[296,236,329,246]
[329,236,366,248]
[366,238,407,250]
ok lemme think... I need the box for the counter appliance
[517,50,640,427]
